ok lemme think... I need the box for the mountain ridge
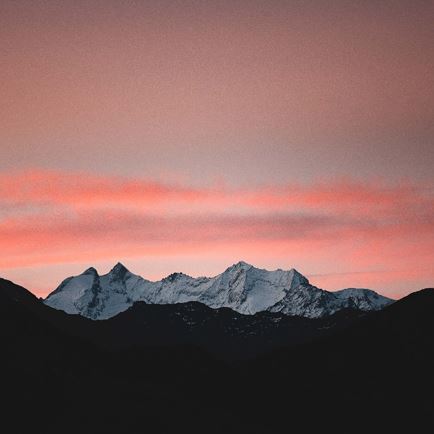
[44,261,394,319]
[1,276,432,432]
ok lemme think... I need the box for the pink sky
[1,1,433,298]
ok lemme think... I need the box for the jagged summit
[82,267,98,276]
[111,262,128,272]
[108,262,130,279]
[226,261,253,272]
[163,272,191,282]
[288,268,309,286]
[44,262,394,320]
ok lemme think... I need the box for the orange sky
[1,1,433,297]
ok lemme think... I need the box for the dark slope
[0,279,231,433]
[1,278,433,432]
[0,277,95,363]
[0,278,109,431]
[232,288,434,431]
[93,301,363,359]
[1,277,365,359]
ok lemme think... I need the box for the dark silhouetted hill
[1,278,433,433]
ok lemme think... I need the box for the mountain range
[1,275,433,432]
[44,261,393,319]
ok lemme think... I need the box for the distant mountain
[0,277,362,360]
[44,261,393,319]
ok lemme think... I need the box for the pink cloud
[0,169,433,297]
[1,169,433,217]
[0,169,208,208]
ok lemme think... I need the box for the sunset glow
[1,1,433,298]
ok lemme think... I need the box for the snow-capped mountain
[44,261,394,320]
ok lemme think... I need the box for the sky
[1,0,433,298]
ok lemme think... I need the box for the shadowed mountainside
[1,277,433,432]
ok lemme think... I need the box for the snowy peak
[44,262,395,320]
[333,287,392,311]
[221,264,309,292]
[82,267,98,276]
[107,262,130,280]
[223,263,308,286]
[110,262,129,274]
[162,272,191,282]
[45,267,101,316]
[288,268,309,287]
[225,261,253,272]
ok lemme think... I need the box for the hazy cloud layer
[1,169,433,298]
